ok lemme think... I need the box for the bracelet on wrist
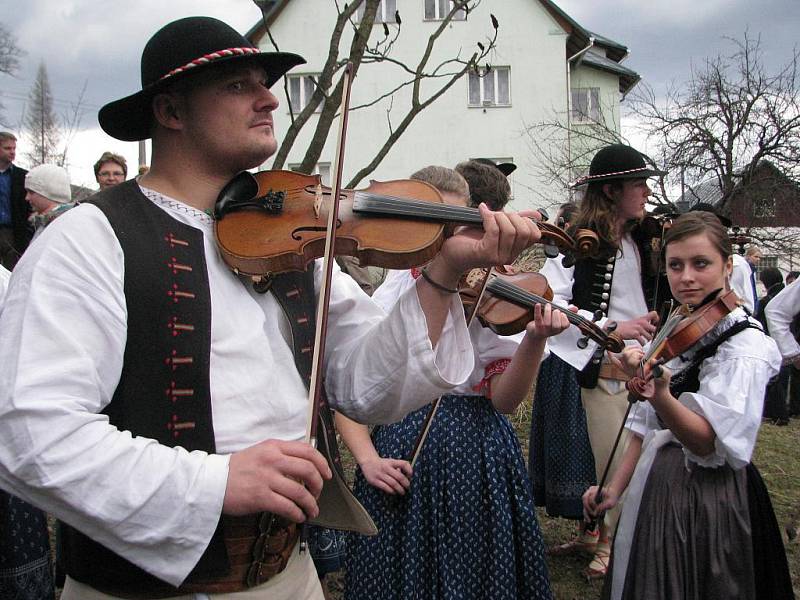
[420,267,459,294]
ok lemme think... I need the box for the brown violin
[213,170,600,275]
[626,288,741,400]
[459,269,625,352]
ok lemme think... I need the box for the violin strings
[487,279,591,329]
[353,192,483,224]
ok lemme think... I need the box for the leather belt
[597,362,630,382]
[103,513,299,598]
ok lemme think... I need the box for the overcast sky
[1,0,797,188]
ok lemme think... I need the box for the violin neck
[486,278,590,329]
[352,192,484,225]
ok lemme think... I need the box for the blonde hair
[410,165,469,200]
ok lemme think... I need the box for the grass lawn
[327,401,799,599]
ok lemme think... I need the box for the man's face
[26,190,56,215]
[177,65,280,173]
[610,178,651,222]
[0,140,16,166]
[747,251,762,267]
[96,161,125,190]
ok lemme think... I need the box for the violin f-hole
[292,220,343,240]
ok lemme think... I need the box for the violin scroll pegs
[593,310,604,322]
[605,320,618,333]
[576,336,590,349]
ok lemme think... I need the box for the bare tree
[257,0,499,187]
[630,33,800,211]
[0,23,24,126]
[24,62,61,166]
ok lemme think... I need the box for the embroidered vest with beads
[58,180,345,593]
[570,225,670,388]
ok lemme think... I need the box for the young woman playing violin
[583,211,794,600]
[340,162,566,600]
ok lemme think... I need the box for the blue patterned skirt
[345,395,552,600]
[528,354,596,519]
[0,490,54,600]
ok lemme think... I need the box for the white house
[248,0,639,212]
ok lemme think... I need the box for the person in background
[541,144,667,580]
[584,211,792,600]
[784,271,800,417]
[24,164,74,238]
[0,132,31,269]
[529,202,597,544]
[757,267,789,425]
[767,277,800,419]
[745,244,763,311]
[93,151,127,191]
[342,163,558,600]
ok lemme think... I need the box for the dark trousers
[790,366,800,416]
[0,227,21,270]
[763,365,790,422]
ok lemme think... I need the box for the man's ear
[151,93,184,131]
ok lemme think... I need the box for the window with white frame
[424,0,467,20]
[468,67,510,107]
[571,87,601,123]
[355,0,398,23]
[289,162,331,186]
[287,74,322,113]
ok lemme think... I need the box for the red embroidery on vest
[167,415,197,437]
[167,283,196,302]
[165,350,194,370]
[164,234,189,248]
[167,258,193,274]
[165,381,195,401]
[168,317,195,336]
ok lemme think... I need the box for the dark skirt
[0,490,54,600]
[604,444,794,600]
[345,394,552,600]
[528,354,595,519]
[308,525,346,577]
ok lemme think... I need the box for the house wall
[257,0,628,212]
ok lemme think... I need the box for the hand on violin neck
[525,302,570,341]
[608,346,644,379]
[614,311,659,345]
[437,203,542,275]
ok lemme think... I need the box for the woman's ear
[602,183,614,201]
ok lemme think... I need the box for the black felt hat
[474,158,517,177]
[572,144,665,188]
[98,16,305,141]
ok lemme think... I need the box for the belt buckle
[245,513,276,588]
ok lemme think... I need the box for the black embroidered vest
[571,225,670,388]
[59,181,328,592]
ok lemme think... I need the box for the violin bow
[406,266,496,468]
[584,303,686,532]
[300,61,355,550]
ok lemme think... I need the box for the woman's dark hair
[662,211,732,259]
[455,160,511,211]
[573,180,626,247]
[759,267,783,290]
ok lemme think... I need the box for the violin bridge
[313,183,323,220]
[464,268,487,288]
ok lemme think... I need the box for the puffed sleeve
[765,279,800,360]
[678,327,780,468]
